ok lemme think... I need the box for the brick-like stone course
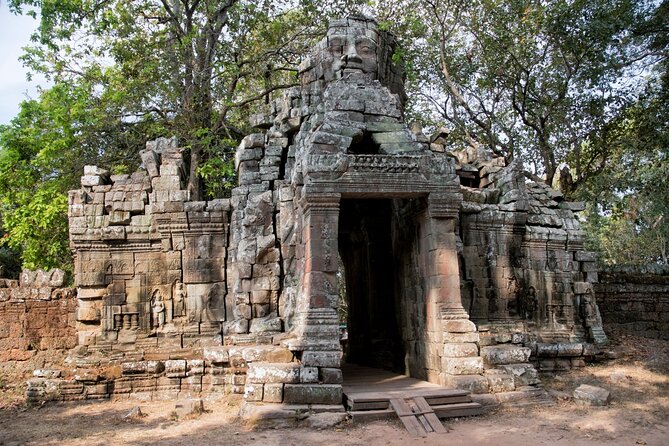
[0,270,76,362]
[595,266,669,339]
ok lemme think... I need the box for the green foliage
[9,0,368,200]
[370,0,650,183]
[0,84,80,271]
[571,1,669,265]
[195,135,238,199]
[0,80,156,271]
[577,88,669,265]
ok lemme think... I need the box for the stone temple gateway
[51,17,607,407]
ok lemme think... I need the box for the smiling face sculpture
[323,23,380,80]
[302,16,406,106]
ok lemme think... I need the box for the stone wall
[0,269,76,362]
[69,137,231,350]
[595,266,669,339]
[456,152,606,347]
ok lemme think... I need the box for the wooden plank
[347,401,390,411]
[389,398,415,417]
[398,414,428,437]
[345,388,468,403]
[389,398,430,437]
[414,397,447,433]
[417,414,433,433]
[345,392,395,403]
[348,409,396,423]
[424,395,472,405]
[411,388,469,397]
[433,402,485,419]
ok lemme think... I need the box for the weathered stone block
[573,281,593,294]
[443,319,477,333]
[251,290,272,304]
[249,317,282,333]
[283,384,342,405]
[187,360,205,376]
[443,343,479,358]
[443,375,490,394]
[263,383,284,403]
[139,150,160,178]
[480,345,531,366]
[156,377,181,393]
[442,357,484,375]
[253,304,270,318]
[319,367,343,384]
[500,364,540,386]
[76,306,100,322]
[443,332,481,343]
[246,363,300,384]
[238,345,293,363]
[122,361,148,375]
[557,343,584,357]
[181,375,202,393]
[536,343,559,357]
[301,351,340,368]
[203,347,229,365]
[244,383,264,401]
[81,175,104,187]
[486,373,515,393]
[222,319,249,335]
[574,384,610,406]
[234,304,252,320]
[165,360,187,378]
[300,366,319,383]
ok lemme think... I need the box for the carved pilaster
[290,191,341,351]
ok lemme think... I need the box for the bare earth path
[1,331,667,446]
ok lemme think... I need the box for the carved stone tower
[62,16,606,406]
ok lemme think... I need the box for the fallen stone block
[573,384,610,406]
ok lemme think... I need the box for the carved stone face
[322,26,380,80]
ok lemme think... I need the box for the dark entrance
[338,198,414,374]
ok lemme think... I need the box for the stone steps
[479,344,541,391]
[348,399,485,422]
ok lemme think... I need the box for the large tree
[575,0,669,265]
[370,0,653,186]
[8,0,362,199]
[1,0,366,271]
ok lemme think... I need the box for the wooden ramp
[343,364,485,437]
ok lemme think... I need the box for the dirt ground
[1,329,667,446]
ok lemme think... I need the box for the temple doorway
[338,198,426,377]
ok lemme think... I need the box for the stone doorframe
[287,186,483,386]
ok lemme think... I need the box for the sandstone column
[425,193,484,387]
[283,190,343,405]
[289,191,341,352]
